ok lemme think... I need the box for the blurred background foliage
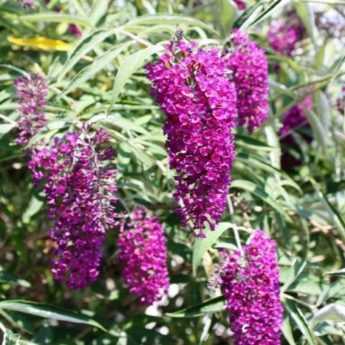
[0,0,345,344]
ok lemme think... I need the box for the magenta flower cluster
[220,230,283,345]
[15,74,48,146]
[117,208,170,305]
[233,0,246,10]
[268,16,304,56]
[29,128,117,289]
[226,30,269,132]
[147,38,237,236]
[279,96,313,138]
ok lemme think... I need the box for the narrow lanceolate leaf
[110,44,164,103]
[89,0,110,26]
[285,302,317,345]
[294,1,317,47]
[54,28,117,82]
[192,222,231,275]
[166,296,225,318]
[19,13,91,27]
[123,15,217,34]
[282,316,297,345]
[312,304,345,326]
[0,300,108,333]
[63,43,130,95]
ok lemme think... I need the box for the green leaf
[235,0,283,29]
[216,0,236,37]
[235,134,273,151]
[63,43,130,94]
[19,13,91,27]
[282,259,307,292]
[110,44,163,103]
[192,222,231,275]
[0,300,108,333]
[305,110,329,151]
[0,123,15,137]
[89,0,110,26]
[123,15,217,34]
[53,29,117,82]
[312,304,345,326]
[282,316,297,345]
[285,301,317,345]
[166,296,225,318]
[22,197,43,224]
[294,1,317,47]
[315,91,331,134]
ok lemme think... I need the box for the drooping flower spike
[117,208,170,305]
[15,73,48,146]
[29,127,117,288]
[147,34,237,236]
[220,230,283,345]
[225,30,269,132]
[268,15,304,56]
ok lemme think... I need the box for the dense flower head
[29,127,117,288]
[147,36,237,236]
[233,0,246,10]
[117,208,169,305]
[15,74,48,146]
[268,16,304,56]
[225,30,269,132]
[220,230,283,345]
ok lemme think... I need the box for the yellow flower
[8,36,71,51]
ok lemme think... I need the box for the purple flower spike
[15,74,48,146]
[29,127,117,289]
[268,16,304,56]
[117,208,170,305]
[220,230,283,345]
[147,37,237,236]
[226,30,269,132]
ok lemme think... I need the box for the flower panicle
[117,208,170,305]
[226,30,269,132]
[147,37,237,236]
[15,73,48,146]
[29,127,117,289]
[220,230,283,345]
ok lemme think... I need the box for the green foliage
[0,0,345,344]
